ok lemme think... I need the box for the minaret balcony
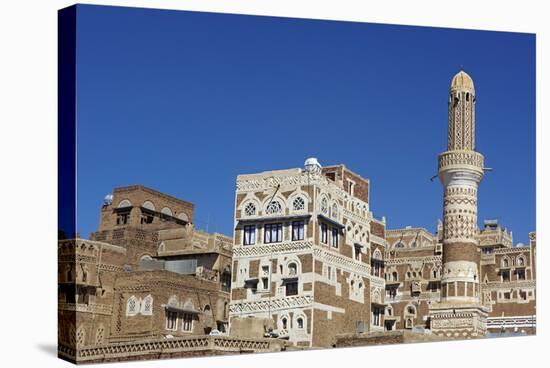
[438,150,484,174]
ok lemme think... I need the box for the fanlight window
[244,202,256,217]
[141,295,153,315]
[281,317,288,330]
[331,203,338,219]
[292,196,305,211]
[320,198,328,214]
[126,296,139,316]
[517,256,525,266]
[288,262,297,276]
[266,201,282,215]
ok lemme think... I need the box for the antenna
[430,174,438,182]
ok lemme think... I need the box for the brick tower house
[428,71,488,337]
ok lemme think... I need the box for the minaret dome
[450,70,475,92]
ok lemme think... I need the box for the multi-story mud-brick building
[58,186,259,364]
[229,160,387,347]
[384,220,536,336]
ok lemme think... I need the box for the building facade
[385,221,536,336]
[229,160,387,347]
[58,186,271,363]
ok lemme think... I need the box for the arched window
[161,207,173,217]
[288,262,297,276]
[66,265,73,282]
[95,325,105,345]
[177,212,189,222]
[141,295,153,315]
[142,200,155,211]
[117,199,132,208]
[126,296,139,316]
[281,317,288,330]
[502,258,509,268]
[203,304,211,313]
[320,197,328,215]
[76,326,86,346]
[407,306,416,315]
[139,255,153,269]
[297,317,304,329]
[331,203,338,219]
[292,196,305,211]
[221,266,232,292]
[244,202,256,217]
[392,272,398,281]
[81,264,88,283]
[517,256,525,266]
[265,201,282,215]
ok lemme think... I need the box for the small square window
[285,281,298,296]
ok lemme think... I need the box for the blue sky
[75,5,535,244]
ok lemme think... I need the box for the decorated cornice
[385,255,442,266]
[229,295,313,314]
[313,245,371,276]
[59,335,281,362]
[481,280,536,291]
[58,302,113,316]
[233,240,313,258]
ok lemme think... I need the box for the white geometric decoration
[266,201,282,215]
[292,196,305,211]
[244,202,257,216]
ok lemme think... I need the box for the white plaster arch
[141,294,153,315]
[142,200,155,211]
[293,311,308,330]
[318,194,329,215]
[167,295,178,307]
[126,296,140,316]
[161,207,173,216]
[177,212,189,222]
[404,303,417,317]
[288,191,310,213]
[240,195,261,217]
[117,199,132,208]
[283,256,302,277]
[278,312,291,330]
[331,201,339,220]
[262,195,286,216]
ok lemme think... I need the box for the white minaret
[429,71,488,337]
[439,70,484,303]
